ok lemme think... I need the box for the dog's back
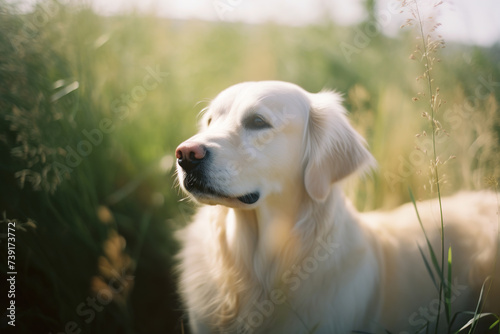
[362,191,500,332]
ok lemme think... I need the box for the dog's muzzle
[175,141,260,205]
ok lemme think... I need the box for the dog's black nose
[175,142,207,172]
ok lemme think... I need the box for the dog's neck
[225,184,357,288]
[214,184,375,330]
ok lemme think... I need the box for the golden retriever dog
[175,81,499,333]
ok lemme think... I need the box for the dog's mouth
[184,174,260,205]
[236,192,260,204]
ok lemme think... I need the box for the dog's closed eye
[243,114,272,130]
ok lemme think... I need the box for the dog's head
[175,81,373,208]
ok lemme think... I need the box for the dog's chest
[232,251,381,333]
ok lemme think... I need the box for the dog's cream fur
[175,81,500,333]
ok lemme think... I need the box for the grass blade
[458,313,495,333]
[467,277,492,334]
[410,189,445,284]
[445,246,453,324]
[449,311,473,332]
[426,237,444,285]
[418,244,438,290]
[409,187,446,333]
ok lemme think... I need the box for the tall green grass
[0,0,499,333]
[402,0,499,332]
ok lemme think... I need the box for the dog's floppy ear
[304,91,374,202]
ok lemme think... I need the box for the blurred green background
[0,0,499,333]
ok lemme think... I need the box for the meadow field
[0,0,499,333]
